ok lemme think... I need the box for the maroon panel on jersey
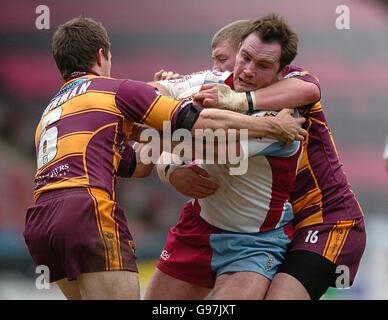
[291,167,316,201]
[293,204,322,225]
[292,108,364,227]
[260,150,301,232]
[115,79,159,123]
[85,125,119,196]
[88,77,122,93]
[55,111,122,138]
[35,155,85,191]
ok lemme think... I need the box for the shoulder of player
[87,77,155,96]
[286,64,320,83]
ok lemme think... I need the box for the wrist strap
[246,91,254,113]
[157,163,180,184]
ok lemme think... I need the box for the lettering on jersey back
[45,80,91,113]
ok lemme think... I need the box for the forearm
[131,142,155,178]
[192,108,278,139]
[201,78,320,113]
[252,78,320,110]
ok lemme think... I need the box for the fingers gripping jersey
[34,74,191,201]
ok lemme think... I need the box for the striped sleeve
[115,79,186,131]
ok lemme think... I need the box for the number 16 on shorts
[305,230,319,244]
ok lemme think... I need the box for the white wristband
[157,163,180,184]
[217,84,256,112]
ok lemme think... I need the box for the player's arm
[156,151,219,198]
[191,107,306,142]
[130,142,155,178]
[193,70,321,112]
[116,79,306,143]
[148,70,230,99]
[132,123,221,198]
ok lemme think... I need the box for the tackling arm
[193,107,306,143]
[193,78,320,112]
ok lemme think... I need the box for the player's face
[211,41,237,72]
[233,33,283,92]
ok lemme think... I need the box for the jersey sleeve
[286,64,321,106]
[157,70,231,99]
[115,79,201,131]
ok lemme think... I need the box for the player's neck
[65,70,100,82]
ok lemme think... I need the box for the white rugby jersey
[158,70,302,233]
[198,124,302,233]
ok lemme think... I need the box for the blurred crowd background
[0,0,387,299]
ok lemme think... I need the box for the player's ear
[96,48,104,67]
[279,64,290,79]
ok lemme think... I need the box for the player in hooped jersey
[23,17,306,300]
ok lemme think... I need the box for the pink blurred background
[0,0,387,299]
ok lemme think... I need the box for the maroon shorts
[288,217,366,284]
[23,187,137,282]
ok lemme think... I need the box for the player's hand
[385,159,388,173]
[270,109,306,144]
[154,69,182,81]
[129,123,150,142]
[193,83,219,107]
[194,83,254,112]
[170,164,219,199]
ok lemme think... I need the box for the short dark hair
[241,14,298,70]
[211,20,251,51]
[52,16,111,80]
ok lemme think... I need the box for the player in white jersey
[144,16,319,300]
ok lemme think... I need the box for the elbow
[191,109,223,132]
[192,111,209,131]
[306,83,321,104]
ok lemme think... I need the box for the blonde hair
[211,20,251,51]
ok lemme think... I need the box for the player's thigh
[144,268,210,300]
[77,270,140,300]
[272,218,366,300]
[56,278,82,300]
[265,272,310,300]
[266,250,337,300]
[209,271,270,300]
